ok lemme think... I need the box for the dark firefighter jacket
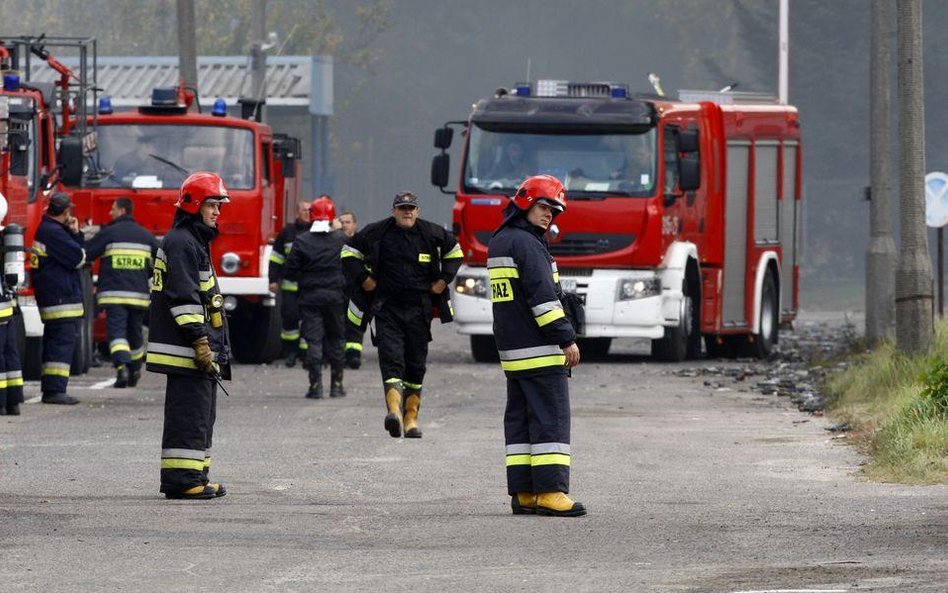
[283,227,347,308]
[268,219,311,292]
[31,216,86,322]
[487,205,576,377]
[85,214,159,309]
[341,217,462,331]
[146,212,231,379]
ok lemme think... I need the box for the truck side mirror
[679,155,700,191]
[679,129,699,153]
[434,127,453,150]
[58,136,84,186]
[431,153,450,188]
[8,131,31,176]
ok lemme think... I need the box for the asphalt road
[1,314,946,593]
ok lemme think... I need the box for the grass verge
[824,322,948,484]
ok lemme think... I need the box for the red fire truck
[431,80,801,361]
[0,36,98,379]
[66,88,302,364]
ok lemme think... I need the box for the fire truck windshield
[463,126,657,197]
[90,124,255,190]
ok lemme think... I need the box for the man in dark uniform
[342,191,462,438]
[268,200,312,367]
[32,193,86,406]
[337,210,366,369]
[86,196,159,387]
[488,174,586,517]
[0,192,24,416]
[147,171,231,500]
[283,196,348,399]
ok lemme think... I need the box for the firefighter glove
[192,336,214,373]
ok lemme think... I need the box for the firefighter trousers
[280,289,307,355]
[344,318,366,356]
[504,371,571,495]
[0,320,23,410]
[299,303,345,371]
[40,318,80,395]
[374,300,430,393]
[160,373,217,494]
[104,305,146,371]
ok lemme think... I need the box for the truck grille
[548,233,636,257]
[474,232,635,257]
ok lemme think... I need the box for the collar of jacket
[294,219,311,231]
[106,214,135,227]
[42,215,72,232]
[494,201,547,239]
[172,210,219,244]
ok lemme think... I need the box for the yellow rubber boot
[403,394,422,438]
[536,491,587,517]
[384,386,403,438]
[511,492,537,515]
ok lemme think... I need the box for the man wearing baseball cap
[342,191,462,438]
[32,192,86,405]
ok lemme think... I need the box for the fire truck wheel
[470,335,499,363]
[16,315,43,381]
[70,270,94,376]
[740,271,778,359]
[651,269,699,362]
[229,298,282,364]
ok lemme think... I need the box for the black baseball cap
[47,192,75,215]
[392,191,419,208]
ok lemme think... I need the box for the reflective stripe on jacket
[85,214,159,309]
[487,212,575,377]
[32,216,85,320]
[146,214,230,378]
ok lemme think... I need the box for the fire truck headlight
[220,252,241,275]
[223,296,238,311]
[454,274,488,298]
[618,278,660,301]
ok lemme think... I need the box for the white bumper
[452,264,681,340]
[218,276,270,296]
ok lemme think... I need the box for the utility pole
[896,0,933,354]
[777,0,788,105]
[866,0,896,344]
[250,0,267,121]
[176,0,198,94]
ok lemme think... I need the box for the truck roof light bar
[533,80,628,99]
[677,89,779,105]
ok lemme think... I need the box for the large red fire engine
[431,80,802,361]
[70,88,302,364]
[0,36,97,379]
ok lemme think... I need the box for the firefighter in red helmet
[147,171,232,500]
[283,195,349,398]
[487,174,586,517]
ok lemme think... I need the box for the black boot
[345,349,362,370]
[115,365,129,388]
[284,347,299,368]
[42,392,80,405]
[305,367,323,399]
[330,368,346,398]
[128,367,141,387]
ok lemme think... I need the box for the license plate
[560,278,577,293]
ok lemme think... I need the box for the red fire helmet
[176,171,231,214]
[310,195,336,222]
[512,174,566,214]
